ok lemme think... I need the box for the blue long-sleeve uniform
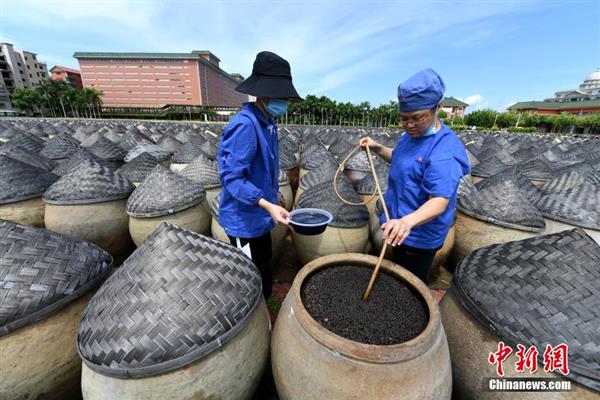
[217,102,279,238]
[382,124,470,249]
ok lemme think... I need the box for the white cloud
[460,94,490,112]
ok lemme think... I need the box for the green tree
[11,88,41,115]
[550,112,577,133]
[495,112,518,128]
[465,109,497,128]
[438,109,447,119]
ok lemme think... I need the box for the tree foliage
[11,80,103,118]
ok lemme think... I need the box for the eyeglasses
[399,111,434,124]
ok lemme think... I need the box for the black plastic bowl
[289,208,333,236]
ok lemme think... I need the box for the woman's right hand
[359,137,381,152]
[259,199,291,225]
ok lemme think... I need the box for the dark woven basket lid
[345,150,372,172]
[0,219,112,336]
[179,155,221,189]
[0,144,58,172]
[126,165,206,217]
[43,159,134,205]
[0,156,59,204]
[102,129,124,144]
[87,136,127,161]
[77,222,261,378]
[172,141,204,163]
[518,156,556,181]
[296,179,369,228]
[6,132,45,153]
[117,152,161,182]
[458,177,545,231]
[174,129,194,143]
[470,155,510,178]
[300,143,328,167]
[198,139,219,161]
[534,183,600,230]
[540,165,600,196]
[279,148,298,170]
[510,146,538,163]
[156,135,182,153]
[301,149,339,171]
[299,162,339,191]
[355,163,390,195]
[51,148,109,177]
[328,137,355,157]
[0,126,24,141]
[475,167,543,203]
[40,133,81,160]
[475,148,516,166]
[452,228,600,391]
[119,129,153,151]
[79,132,104,148]
[466,149,480,168]
[125,143,172,163]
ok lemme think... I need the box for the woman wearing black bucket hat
[218,51,302,300]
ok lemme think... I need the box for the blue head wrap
[397,68,445,112]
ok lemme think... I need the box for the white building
[545,68,600,103]
[0,43,49,110]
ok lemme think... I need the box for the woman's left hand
[381,218,414,247]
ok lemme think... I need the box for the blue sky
[1,0,598,111]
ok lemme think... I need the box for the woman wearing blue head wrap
[360,68,470,283]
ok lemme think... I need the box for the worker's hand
[359,137,381,152]
[381,218,414,247]
[260,199,290,225]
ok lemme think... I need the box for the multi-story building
[509,68,600,115]
[18,50,49,88]
[0,43,49,110]
[440,97,468,119]
[50,66,83,89]
[0,51,14,109]
[74,50,248,108]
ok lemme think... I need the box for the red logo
[515,344,538,373]
[488,343,569,377]
[543,344,570,375]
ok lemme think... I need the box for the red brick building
[50,66,83,89]
[73,51,248,108]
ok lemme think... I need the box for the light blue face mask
[421,109,439,137]
[265,99,289,117]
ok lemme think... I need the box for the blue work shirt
[218,102,279,238]
[381,124,470,249]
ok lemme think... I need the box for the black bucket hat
[235,51,302,101]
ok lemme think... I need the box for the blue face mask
[421,120,437,137]
[422,110,439,137]
[265,99,289,117]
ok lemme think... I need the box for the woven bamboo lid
[77,223,261,378]
[43,159,134,205]
[452,229,600,391]
[0,219,112,336]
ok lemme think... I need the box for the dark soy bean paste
[301,265,429,345]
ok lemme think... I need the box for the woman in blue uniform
[361,68,470,284]
[218,51,302,299]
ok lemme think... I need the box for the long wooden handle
[331,140,391,301]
